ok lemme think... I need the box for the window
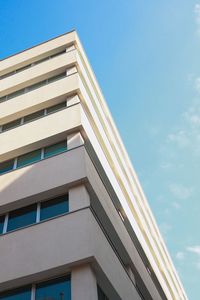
[0,70,70,102]
[48,72,66,84]
[23,110,44,124]
[28,80,46,92]
[7,204,37,232]
[0,139,70,176]
[2,119,21,131]
[17,149,41,168]
[97,286,109,300]
[44,141,67,159]
[35,276,71,300]
[46,101,66,114]
[0,96,7,102]
[0,286,32,300]
[0,193,68,234]
[40,195,69,221]
[0,160,14,175]
[0,215,4,234]
[0,277,71,300]
[7,89,24,100]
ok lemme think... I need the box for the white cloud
[167,131,190,148]
[194,4,200,33]
[176,251,185,261]
[166,99,200,156]
[159,222,172,241]
[169,183,193,200]
[187,245,200,270]
[187,245,200,256]
[197,261,200,269]
[160,162,172,170]
[172,201,181,209]
[195,77,200,93]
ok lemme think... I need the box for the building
[0,31,187,300]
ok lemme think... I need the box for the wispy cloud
[169,183,194,200]
[176,251,185,261]
[167,131,190,149]
[187,245,200,255]
[160,162,173,170]
[166,99,200,156]
[194,3,200,34]
[187,245,200,270]
[159,222,172,241]
[172,201,181,209]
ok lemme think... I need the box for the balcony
[0,50,78,96]
[0,103,82,161]
[0,208,140,300]
[0,146,87,210]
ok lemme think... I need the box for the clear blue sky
[0,0,199,298]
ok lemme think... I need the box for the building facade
[0,31,187,300]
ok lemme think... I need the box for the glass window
[17,64,31,73]
[0,96,7,103]
[7,89,24,100]
[0,160,14,175]
[7,204,37,232]
[17,149,41,168]
[48,72,66,84]
[2,119,21,132]
[28,80,46,92]
[34,56,49,66]
[0,215,5,234]
[50,50,66,58]
[46,102,66,114]
[97,286,109,300]
[36,276,71,300]
[0,285,31,300]
[40,195,69,221]
[44,141,67,159]
[23,110,44,123]
[0,286,31,300]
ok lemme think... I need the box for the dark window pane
[17,149,41,168]
[97,286,109,300]
[24,110,44,123]
[7,204,37,232]
[44,141,67,159]
[50,50,66,58]
[2,119,21,132]
[34,56,49,65]
[48,72,66,84]
[0,96,7,103]
[36,276,71,300]
[0,160,14,175]
[28,80,46,92]
[40,195,68,221]
[0,286,31,300]
[17,64,31,73]
[0,71,16,80]
[46,102,66,114]
[0,215,5,234]
[7,89,24,100]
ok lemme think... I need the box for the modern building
[0,31,187,300]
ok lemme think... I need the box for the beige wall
[0,208,140,300]
[0,30,187,300]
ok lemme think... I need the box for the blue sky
[0,0,199,298]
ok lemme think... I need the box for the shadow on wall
[0,146,87,213]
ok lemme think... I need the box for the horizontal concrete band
[0,208,140,300]
[0,73,80,123]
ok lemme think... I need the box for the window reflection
[0,286,31,300]
[7,204,37,232]
[35,276,71,300]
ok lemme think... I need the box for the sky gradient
[0,1,199,299]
